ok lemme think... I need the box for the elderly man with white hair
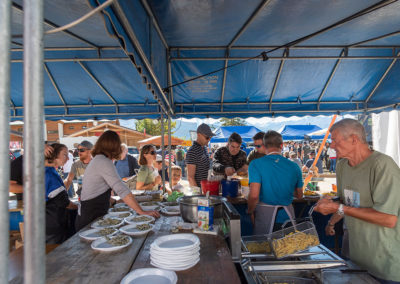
[315,118,400,283]
[115,143,139,179]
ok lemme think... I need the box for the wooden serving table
[9,215,240,284]
[131,216,240,284]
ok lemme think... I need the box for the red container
[201,180,220,196]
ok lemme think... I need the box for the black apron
[75,188,111,232]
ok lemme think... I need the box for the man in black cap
[186,123,215,187]
[64,140,93,197]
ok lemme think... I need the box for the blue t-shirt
[249,155,303,206]
[305,158,323,173]
[115,156,130,178]
[45,167,66,201]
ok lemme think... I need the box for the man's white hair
[330,118,367,144]
[121,143,128,150]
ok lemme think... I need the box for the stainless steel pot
[177,195,227,223]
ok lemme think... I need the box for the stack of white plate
[150,234,200,271]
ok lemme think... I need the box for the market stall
[2,1,400,283]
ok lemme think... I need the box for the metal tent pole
[0,0,11,280]
[168,116,172,189]
[23,0,45,283]
[160,112,165,190]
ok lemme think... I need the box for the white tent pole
[23,0,45,283]
[0,0,11,280]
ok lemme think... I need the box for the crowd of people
[8,118,400,283]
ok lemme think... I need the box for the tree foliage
[135,119,176,136]
[220,117,247,126]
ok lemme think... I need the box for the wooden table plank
[10,215,240,284]
[9,244,59,283]
[130,216,241,284]
[45,230,146,284]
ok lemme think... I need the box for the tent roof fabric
[210,126,262,143]
[9,0,400,120]
[279,125,322,140]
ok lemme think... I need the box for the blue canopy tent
[306,128,331,140]
[5,2,400,282]
[8,0,400,121]
[210,126,262,143]
[279,125,322,140]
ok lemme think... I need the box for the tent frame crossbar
[365,50,400,103]
[111,1,173,116]
[317,49,346,110]
[77,61,119,112]
[12,2,99,48]
[170,55,400,61]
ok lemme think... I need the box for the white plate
[119,224,154,236]
[150,247,200,256]
[150,258,199,271]
[114,203,129,208]
[151,256,199,268]
[141,205,160,211]
[125,215,155,225]
[150,246,200,256]
[151,234,200,251]
[139,202,161,211]
[79,228,119,241]
[108,207,132,214]
[151,253,200,265]
[160,207,180,216]
[104,212,133,219]
[91,218,125,229]
[120,268,177,284]
[91,235,132,252]
[161,202,179,207]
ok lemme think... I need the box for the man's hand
[314,198,339,215]
[325,224,335,236]
[225,167,235,176]
[140,210,160,218]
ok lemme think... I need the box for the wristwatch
[337,203,345,216]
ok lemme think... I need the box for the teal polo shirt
[249,154,303,222]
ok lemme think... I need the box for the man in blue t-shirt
[302,151,324,174]
[248,131,303,234]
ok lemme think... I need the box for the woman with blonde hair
[136,144,162,190]
[75,131,159,231]
[45,143,77,244]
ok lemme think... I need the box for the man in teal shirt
[315,119,400,283]
[248,131,303,234]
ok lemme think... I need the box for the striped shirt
[185,141,210,187]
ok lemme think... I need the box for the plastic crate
[270,221,320,259]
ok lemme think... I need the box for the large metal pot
[177,195,227,223]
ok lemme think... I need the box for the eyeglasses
[147,151,156,155]
[254,144,262,148]
[78,148,87,152]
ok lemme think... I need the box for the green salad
[167,191,184,202]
